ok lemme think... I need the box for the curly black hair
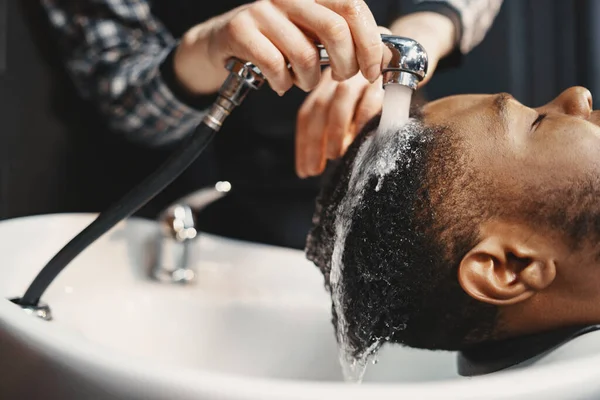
[306,112,497,357]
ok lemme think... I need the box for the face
[420,87,600,335]
[421,87,600,192]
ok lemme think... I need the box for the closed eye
[532,113,547,127]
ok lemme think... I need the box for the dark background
[0,0,598,220]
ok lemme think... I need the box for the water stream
[379,85,412,133]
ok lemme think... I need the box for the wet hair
[306,112,497,354]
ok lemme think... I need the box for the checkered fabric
[42,0,205,146]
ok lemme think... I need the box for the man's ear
[458,223,557,306]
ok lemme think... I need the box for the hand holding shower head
[204,34,428,128]
[316,35,428,90]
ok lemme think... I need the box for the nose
[545,86,593,118]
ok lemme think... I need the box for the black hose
[16,122,217,306]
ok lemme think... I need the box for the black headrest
[457,324,600,376]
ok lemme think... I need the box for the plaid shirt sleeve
[41,0,207,147]
[413,0,503,53]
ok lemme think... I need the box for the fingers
[221,10,295,94]
[324,73,368,159]
[212,0,382,96]
[281,1,358,81]
[317,0,383,82]
[296,69,338,178]
[296,69,379,178]
[251,3,321,91]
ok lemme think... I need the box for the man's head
[306,86,600,356]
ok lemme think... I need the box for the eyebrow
[493,93,511,124]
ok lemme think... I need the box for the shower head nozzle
[380,35,428,90]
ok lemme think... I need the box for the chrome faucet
[151,181,231,284]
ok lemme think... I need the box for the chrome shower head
[380,35,428,90]
[317,34,428,90]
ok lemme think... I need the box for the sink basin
[1,214,600,399]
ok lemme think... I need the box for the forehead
[420,94,508,144]
[422,94,498,123]
[418,94,517,180]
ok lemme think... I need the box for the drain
[9,298,52,321]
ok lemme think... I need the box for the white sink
[1,214,600,399]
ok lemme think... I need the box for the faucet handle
[158,181,231,239]
[179,181,231,211]
[158,181,231,241]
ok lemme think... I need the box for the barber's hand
[295,67,383,178]
[174,0,383,96]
